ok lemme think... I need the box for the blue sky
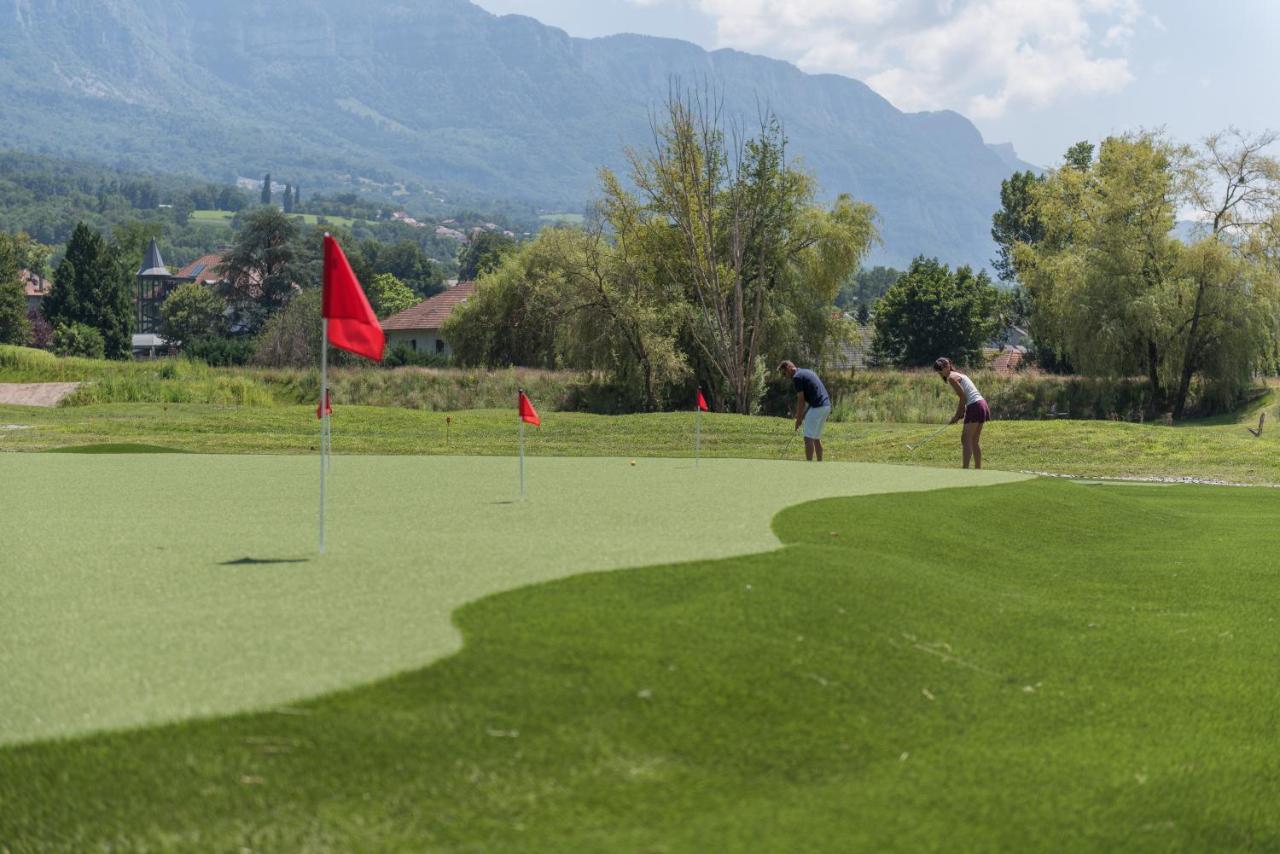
[473,0,1278,168]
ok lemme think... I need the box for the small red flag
[316,389,332,419]
[322,234,385,362]
[696,387,709,412]
[518,390,541,426]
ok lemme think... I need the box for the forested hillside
[0,0,1033,269]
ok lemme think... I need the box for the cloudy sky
[473,0,1278,168]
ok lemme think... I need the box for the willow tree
[1016,131,1280,416]
[623,89,876,413]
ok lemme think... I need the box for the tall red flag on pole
[517,389,540,499]
[518,390,541,426]
[694,387,707,467]
[322,234,385,362]
[318,234,384,554]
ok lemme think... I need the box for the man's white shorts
[803,404,831,439]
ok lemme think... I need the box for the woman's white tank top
[954,372,984,406]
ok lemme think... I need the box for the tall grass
[0,345,1258,421]
[824,370,1160,423]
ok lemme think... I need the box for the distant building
[21,270,51,312]
[380,281,477,357]
[133,246,234,355]
[135,237,174,335]
[173,253,229,287]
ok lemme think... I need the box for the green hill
[0,0,1035,269]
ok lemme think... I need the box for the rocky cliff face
[0,0,1033,268]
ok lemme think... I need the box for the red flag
[518,390,541,426]
[696,387,709,412]
[316,389,332,419]
[322,234,385,361]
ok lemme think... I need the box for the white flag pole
[519,418,526,500]
[695,405,701,468]
[319,318,328,555]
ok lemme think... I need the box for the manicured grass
[188,209,234,226]
[0,454,1024,745]
[3,478,1277,850]
[190,210,358,228]
[45,442,187,453]
[2,401,1279,483]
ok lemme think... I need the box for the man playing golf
[778,360,831,461]
[934,356,989,469]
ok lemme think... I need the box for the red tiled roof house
[380,281,477,357]
[22,270,51,312]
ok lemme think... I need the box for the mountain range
[0,0,1035,269]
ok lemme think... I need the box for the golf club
[906,421,954,453]
[780,427,800,458]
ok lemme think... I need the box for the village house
[132,240,237,357]
[21,269,51,312]
[380,281,476,357]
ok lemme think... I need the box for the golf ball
[630,460,636,466]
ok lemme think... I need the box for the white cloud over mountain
[630,0,1148,117]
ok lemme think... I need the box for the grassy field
[190,210,358,228]
[4,344,1272,422]
[2,401,1279,483]
[2,477,1277,850]
[3,346,1278,849]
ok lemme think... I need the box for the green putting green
[4,477,1277,850]
[0,453,1025,745]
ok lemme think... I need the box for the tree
[1016,131,1280,416]
[366,272,418,318]
[362,239,444,297]
[445,236,577,370]
[217,207,301,330]
[1064,140,1095,172]
[836,265,901,310]
[261,173,272,205]
[457,230,516,281]
[251,289,322,368]
[855,303,870,326]
[43,223,132,359]
[159,283,227,345]
[26,307,52,349]
[991,171,1044,282]
[0,234,31,345]
[546,208,689,411]
[1173,128,1280,412]
[871,256,1002,367]
[110,220,163,275]
[623,88,876,412]
[51,322,105,359]
[282,183,294,214]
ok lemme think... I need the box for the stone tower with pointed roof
[136,237,173,334]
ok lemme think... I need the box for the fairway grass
[2,478,1277,850]
[0,454,1024,745]
[3,401,1280,483]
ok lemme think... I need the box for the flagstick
[519,419,526,499]
[319,319,328,555]
[695,407,701,468]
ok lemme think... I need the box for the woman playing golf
[934,357,989,469]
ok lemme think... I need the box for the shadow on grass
[219,556,311,566]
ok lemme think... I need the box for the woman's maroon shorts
[964,399,990,424]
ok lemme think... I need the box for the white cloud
[631,0,1149,117]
